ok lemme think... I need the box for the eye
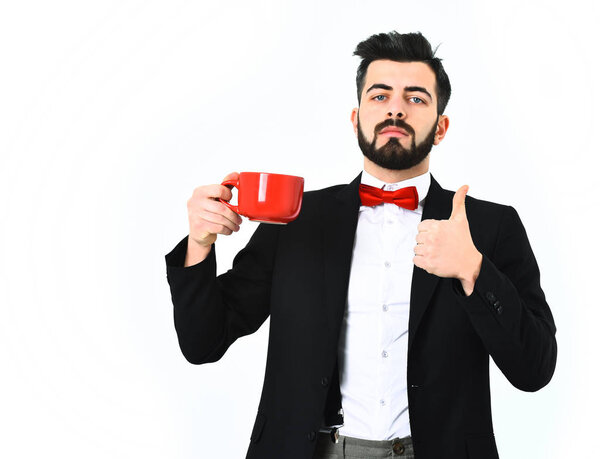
[373,94,387,102]
[409,96,424,104]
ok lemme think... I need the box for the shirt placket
[378,200,398,436]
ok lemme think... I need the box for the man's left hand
[413,185,483,295]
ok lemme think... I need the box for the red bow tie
[359,184,419,210]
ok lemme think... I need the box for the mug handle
[219,179,239,213]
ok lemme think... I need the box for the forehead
[363,60,436,96]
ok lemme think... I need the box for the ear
[433,114,449,145]
[350,107,359,137]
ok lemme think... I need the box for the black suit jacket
[165,173,557,459]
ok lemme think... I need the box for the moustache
[374,119,415,137]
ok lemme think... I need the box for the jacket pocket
[250,413,267,444]
[465,433,499,459]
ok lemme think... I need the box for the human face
[351,60,448,171]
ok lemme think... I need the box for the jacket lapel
[408,174,451,350]
[321,173,361,346]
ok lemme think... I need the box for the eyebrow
[405,86,433,101]
[365,83,433,101]
[365,83,393,94]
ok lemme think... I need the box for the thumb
[449,185,469,221]
[218,172,240,202]
[222,171,240,182]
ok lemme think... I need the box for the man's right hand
[184,172,243,266]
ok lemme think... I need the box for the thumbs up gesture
[413,185,483,295]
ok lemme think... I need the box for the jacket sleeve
[452,205,557,391]
[165,223,280,364]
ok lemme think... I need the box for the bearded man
[165,31,557,459]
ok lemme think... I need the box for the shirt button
[382,304,388,312]
[382,350,388,358]
[384,261,391,268]
[380,399,386,407]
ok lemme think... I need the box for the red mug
[219,172,304,224]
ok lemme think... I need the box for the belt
[321,428,412,455]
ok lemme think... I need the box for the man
[165,31,557,459]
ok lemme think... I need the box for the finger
[414,243,426,256]
[201,207,241,232]
[196,210,238,234]
[205,198,243,226]
[202,222,234,236]
[196,184,235,202]
[189,219,233,241]
[449,185,469,221]
[190,184,230,202]
[413,244,431,256]
[413,254,425,270]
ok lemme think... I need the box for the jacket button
[307,431,316,441]
[321,377,329,387]
[486,291,496,302]
[492,299,503,314]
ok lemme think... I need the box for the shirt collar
[360,169,431,214]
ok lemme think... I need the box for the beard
[357,116,438,170]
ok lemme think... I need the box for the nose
[386,95,406,119]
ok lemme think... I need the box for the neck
[363,157,430,184]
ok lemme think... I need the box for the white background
[1,0,598,457]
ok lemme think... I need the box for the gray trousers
[313,432,414,458]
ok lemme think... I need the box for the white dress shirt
[337,169,431,441]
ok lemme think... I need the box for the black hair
[353,31,451,115]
